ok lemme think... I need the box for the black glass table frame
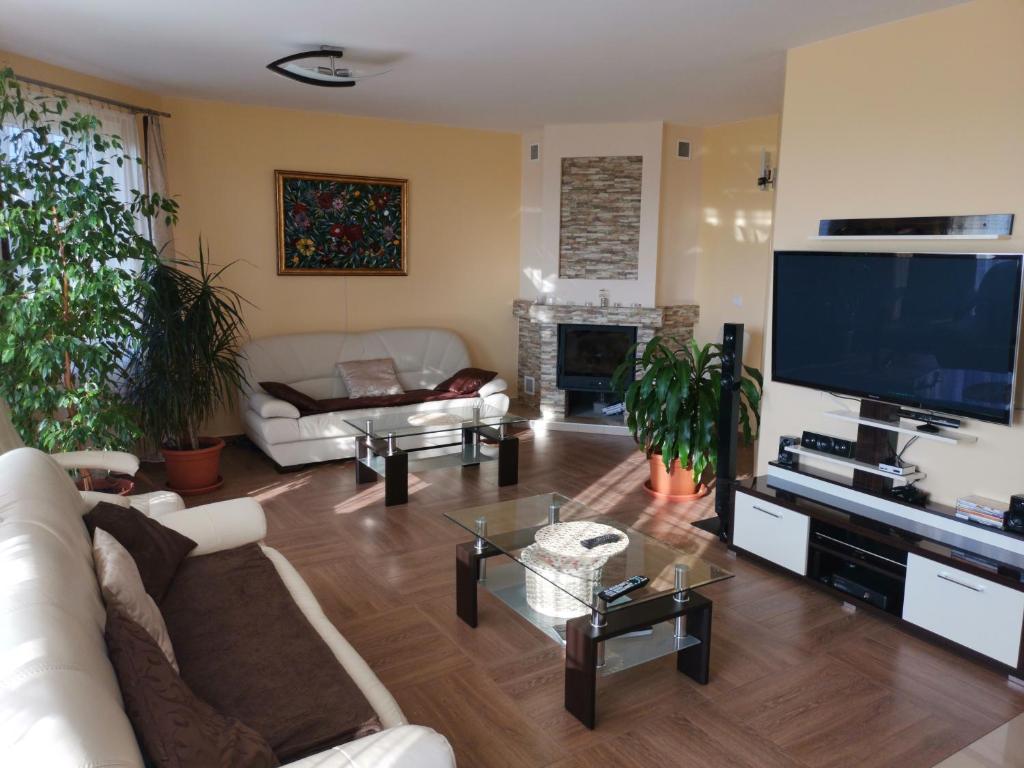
[454,526,714,729]
[354,420,521,506]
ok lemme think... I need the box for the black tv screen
[772,251,1023,424]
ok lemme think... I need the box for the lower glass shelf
[358,443,497,477]
[481,559,701,677]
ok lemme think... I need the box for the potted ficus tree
[126,240,248,494]
[0,68,177,483]
[613,336,762,500]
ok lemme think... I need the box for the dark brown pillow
[84,502,196,602]
[105,605,279,768]
[258,381,319,412]
[434,367,498,395]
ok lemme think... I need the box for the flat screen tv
[772,251,1023,424]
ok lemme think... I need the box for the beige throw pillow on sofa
[93,528,179,672]
[336,358,404,398]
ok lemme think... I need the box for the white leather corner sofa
[240,328,509,467]
[0,447,455,767]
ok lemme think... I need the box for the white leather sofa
[240,328,509,467]
[0,447,455,767]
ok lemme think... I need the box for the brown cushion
[161,544,382,762]
[313,388,467,413]
[259,382,320,412]
[434,367,498,395]
[84,502,196,602]
[105,604,279,768]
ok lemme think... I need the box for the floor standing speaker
[693,322,743,541]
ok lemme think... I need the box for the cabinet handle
[752,505,781,519]
[937,572,985,592]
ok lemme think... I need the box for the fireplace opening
[557,324,636,424]
[557,324,637,392]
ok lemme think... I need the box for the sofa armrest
[482,392,509,416]
[477,376,507,399]
[280,726,455,768]
[249,392,301,419]
[51,450,140,476]
[156,497,267,556]
[79,489,186,517]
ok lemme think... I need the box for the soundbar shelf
[783,445,926,484]
[824,409,978,445]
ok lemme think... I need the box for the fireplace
[557,324,637,392]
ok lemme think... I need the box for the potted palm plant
[613,336,761,500]
[126,240,248,494]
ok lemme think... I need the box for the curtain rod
[14,75,171,118]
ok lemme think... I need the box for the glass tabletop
[344,406,529,439]
[445,493,733,615]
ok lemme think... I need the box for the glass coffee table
[445,493,733,729]
[345,406,528,506]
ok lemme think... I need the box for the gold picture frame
[275,169,408,276]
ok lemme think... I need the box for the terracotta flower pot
[162,437,225,496]
[644,454,709,502]
[75,475,135,496]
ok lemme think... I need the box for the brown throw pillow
[434,367,498,395]
[258,382,320,413]
[84,502,197,602]
[105,605,279,768]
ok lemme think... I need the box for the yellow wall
[758,0,1024,506]
[656,123,703,306]
[1,51,521,436]
[693,115,779,366]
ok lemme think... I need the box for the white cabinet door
[733,492,810,575]
[903,553,1024,667]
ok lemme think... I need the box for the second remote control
[598,575,649,603]
[579,533,622,549]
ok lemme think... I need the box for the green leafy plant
[126,240,248,451]
[0,68,178,451]
[613,336,762,482]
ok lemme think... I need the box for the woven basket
[522,545,600,619]
[523,521,630,619]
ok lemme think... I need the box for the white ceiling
[0,0,965,132]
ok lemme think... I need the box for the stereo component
[777,435,801,468]
[1006,494,1024,534]
[708,322,743,541]
[801,430,855,458]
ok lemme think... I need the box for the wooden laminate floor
[143,430,1024,768]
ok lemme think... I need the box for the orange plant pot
[162,437,225,496]
[644,455,709,502]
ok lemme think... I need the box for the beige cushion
[92,528,179,672]
[336,358,404,398]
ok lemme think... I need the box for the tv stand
[731,463,1024,674]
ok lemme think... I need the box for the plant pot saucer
[167,475,223,497]
[642,480,710,502]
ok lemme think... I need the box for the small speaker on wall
[529,143,540,161]
[677,140,691,159]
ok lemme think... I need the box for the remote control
[579,533,622,549]
[597,575,649,603]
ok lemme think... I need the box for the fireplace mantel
[513,299,699,421]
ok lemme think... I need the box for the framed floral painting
[275,170,408,276]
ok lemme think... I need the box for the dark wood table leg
[456,541,481,627]
[355,436,377,485]
[564,618,599,729]
[677,599,712,684]
[383,450,408,506]
[497,434,519,486]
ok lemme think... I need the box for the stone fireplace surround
[513,299,699,422]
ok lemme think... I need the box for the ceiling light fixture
[267,45,390,88]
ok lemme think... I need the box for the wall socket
[523,375,536,395]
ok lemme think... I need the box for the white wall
[519,121,664,306]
